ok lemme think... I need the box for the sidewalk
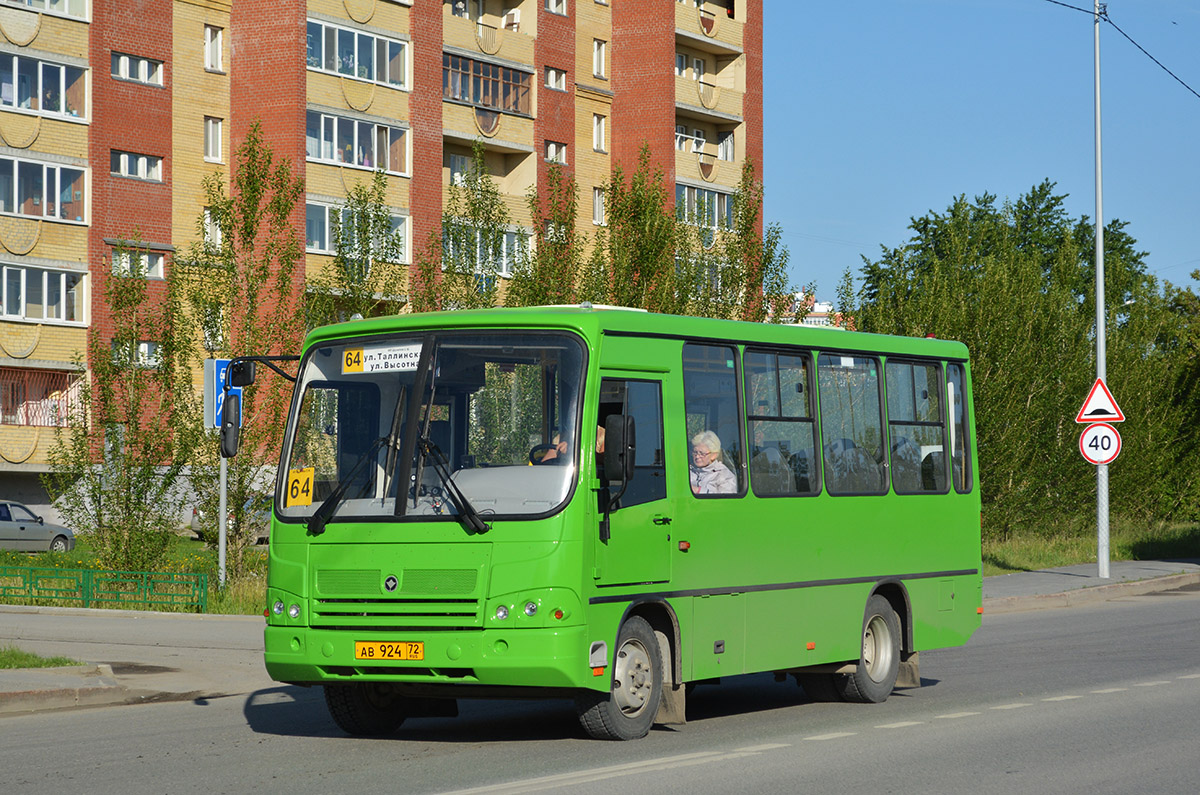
[2,559,1199,717]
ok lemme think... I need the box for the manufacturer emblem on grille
[384,575,398,592]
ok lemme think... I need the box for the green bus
[240,304,981,740]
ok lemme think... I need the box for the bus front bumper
[264,624,598,691]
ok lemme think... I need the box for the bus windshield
[277,330,586,527]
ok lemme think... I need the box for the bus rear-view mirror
[220,394,242,458]
[603,415,636,484]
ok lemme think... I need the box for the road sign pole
[218,454,227,589]
[1093,1,1109,579]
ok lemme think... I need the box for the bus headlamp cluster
[271,600,301,620]
[489,590,577,625]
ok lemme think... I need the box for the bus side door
[594,376,672,587]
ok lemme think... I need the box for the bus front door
[595,377,671,587]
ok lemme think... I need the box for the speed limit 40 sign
[1079,422,1121,465]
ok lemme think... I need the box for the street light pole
[1093,0,1110,579]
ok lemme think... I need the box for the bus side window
[947,363,971,493]
[744,348,819,496]
[817,354,886,495]
[683,343,745,497]
[885,360,946,494]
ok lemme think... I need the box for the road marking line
[439,752,724,794]
[805,732,857,741]
[1134,681,1171,687]
[936,711,981,719]
[876,721,924,729]
[990,703,1032,710]
[1042,695,1082,702]
[1091,688,1127,694]
[735,743,791,752]
[1178,674,1200,680]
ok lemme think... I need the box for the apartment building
[0,0,761,509]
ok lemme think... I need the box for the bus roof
[303,305,970,361]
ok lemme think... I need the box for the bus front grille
[310,597,482,629]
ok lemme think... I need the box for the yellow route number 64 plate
[286,467,315,508]
[355,641,424,661]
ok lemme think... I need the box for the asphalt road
[3,584,1198,795]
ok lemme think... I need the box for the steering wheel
[529,443,560,465]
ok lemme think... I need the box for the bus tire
[576,616,662,740]
[324,683,407,736]
[837,594,901,704]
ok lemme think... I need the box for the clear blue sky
[763,0,1200,303]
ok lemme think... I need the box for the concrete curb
[982,570,1200,614]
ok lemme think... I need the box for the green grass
[983,520,1200,576]
[0,645,80,669]
[0,532,268,616]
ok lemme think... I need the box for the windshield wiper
[307,435,388,535]
[416,436,490,535]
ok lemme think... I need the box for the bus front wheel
[324,683,407,736]
[837,594,901,704]
[576,616,663,740]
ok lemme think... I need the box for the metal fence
[0,566,207,612]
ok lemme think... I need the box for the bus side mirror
[603,415,636,484]
[220,393,241,458]
[228,360,256,387]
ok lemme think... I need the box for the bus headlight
[288,603,301,620]
[524,601,538,617]
[272,600,284,616]
[495,605,509,620]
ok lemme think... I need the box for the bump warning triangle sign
[1075,378,1124,424]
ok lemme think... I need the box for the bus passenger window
[817,354,886,495]
[744,349,819,496]
[885,361,947,493]
[947,363,972,493]
[683,343,745,497]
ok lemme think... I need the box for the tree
[43,238,201,572]
[719,159,795,324]
[412,141,514,312]
[507,163,580,307]
[855,180,1196,537]
[306,169,408,328]
[174,120,306,579]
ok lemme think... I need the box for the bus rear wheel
[836,594,901,704]
[324,683,407,736]
[576,616,662,740]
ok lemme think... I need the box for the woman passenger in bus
[689,430,736,495]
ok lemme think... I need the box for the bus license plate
[354,641,424,661]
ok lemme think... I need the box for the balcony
[444,4,534,67]
[675,0,742,56]
[675,74,742,124]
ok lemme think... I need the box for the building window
[204,117,222,162]
[676,184,732,231]
[444,227,525,277]
[112,249,165,279]
[0,157,85,223]
[1,264,83,323]
[592,113,606,152]
[306,19,408,89]
[675,53,686,77]
[305,202,409,263]
[305,110,409,175]
[112,340,161,368]
[111,52,162,87]
[0,54,87,120]
[110,150,162,182]
[592,187,605,225]
[448,153,470,185]
[592,39,606,78]
[0,367,80,427]
[692,56,705,82]
[717,130,734,161]
[545,66,566,91]
[545,140,567,164]
[545,0,567,14]
[3,0,87,19]
[675,125,688,151]
[204,25,223,72]
[442,53,531,115]
[204,208,222,248]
